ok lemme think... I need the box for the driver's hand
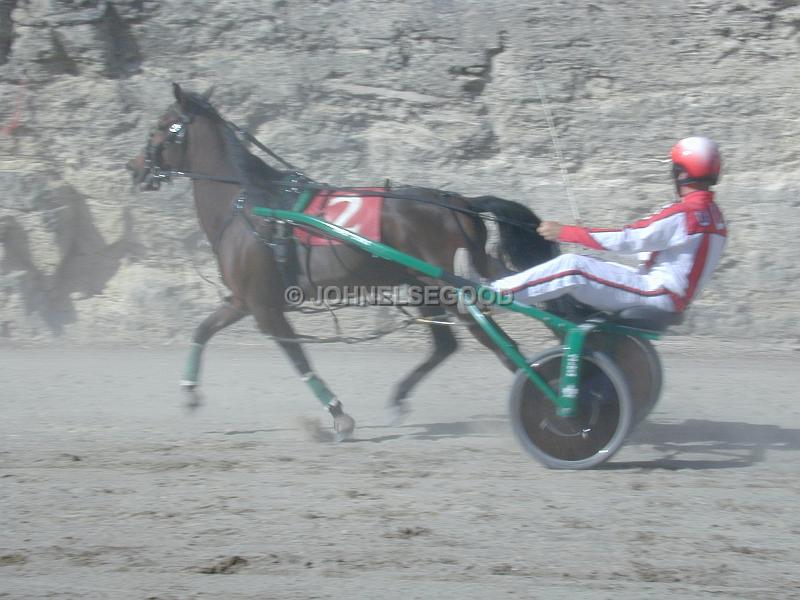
[537,221,564,242]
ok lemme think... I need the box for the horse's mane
[179,90,284,194]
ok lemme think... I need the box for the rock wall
[1,0,799,346]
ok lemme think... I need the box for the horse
[126,83,558,440]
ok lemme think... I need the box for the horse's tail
[467,195,559,271]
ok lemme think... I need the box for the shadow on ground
[605,418,800,470]
[356,416,800,470]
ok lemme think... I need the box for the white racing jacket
[557,190,727,311]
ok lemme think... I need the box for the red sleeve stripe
[558,225,604,250]
[683,234,710,303]
[573,204,687,236]
[558,204,686,249]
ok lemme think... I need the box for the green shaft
[252,207,445,279]
[251,206,659,340]
[464,301,562,408]
[251,205,661,415]
[557,325,594,417]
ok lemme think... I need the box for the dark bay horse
[126,84,557,440]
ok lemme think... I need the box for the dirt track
[2,342,799,599]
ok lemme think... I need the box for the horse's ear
[202,85,215,101]
[172,82,185,105]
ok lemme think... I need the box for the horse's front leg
[253,305,355,441]
[182,298,247,406]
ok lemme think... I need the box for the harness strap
[211,191,247,254]
[151,168,242,186]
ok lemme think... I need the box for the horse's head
[126,83,214,191]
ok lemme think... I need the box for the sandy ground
[1,340,799,599]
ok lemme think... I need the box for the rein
[140,105,547,344]
[224,120,299,171]
[141,107,297,189]
[144,114,542,237]
[294,187,544,234]
[144,111,541,234]
[268,302,455,345]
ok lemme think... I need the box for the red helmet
[670,136,721,186]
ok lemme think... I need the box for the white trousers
[492,254,678,313]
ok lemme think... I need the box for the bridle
[141,108,189,190]
[136,103,314,258]
[140,106,242,190]
[139,104,303,191]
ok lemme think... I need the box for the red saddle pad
[293,188,384,246]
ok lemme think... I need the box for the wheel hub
[538,378,602,438]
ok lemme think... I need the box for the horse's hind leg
[461,313,519,373]
[253,305,355,441]
[181,299,247,402]
[389,304,458,418]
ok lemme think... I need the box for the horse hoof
[183,387,203,411]
[334,413,356,442]
[388,402,411,426]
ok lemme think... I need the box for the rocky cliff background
[1,0,798,347]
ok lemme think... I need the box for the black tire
[626,336,662,423]
[509,348,633,470]
[585,333,662,426]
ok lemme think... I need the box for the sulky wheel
[625,336,662,424]
[508,348,633,470]
[585,333,662,426]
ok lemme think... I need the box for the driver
[489,137,727,313]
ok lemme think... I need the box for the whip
[531,73,582,225]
